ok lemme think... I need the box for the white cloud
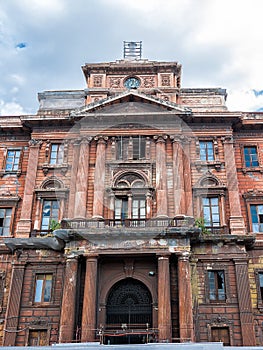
[0,100,25,116]
[227,90,263,112]
[0,0,263,114]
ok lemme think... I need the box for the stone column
[234,258,256,346]
[223,136,246,234]
[182,138,193,216]
[3,261,25,346]
[171,136,185,215]
[81,255,98,342]
[17,139,42,237]
[74,137,92,218]
[154,135,168,217]
[93,136,107,218]
[178,253,194,342]
[59,256,78,343]
[68,140,80,218]
[158,254,172,342]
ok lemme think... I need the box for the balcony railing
[29,219,230,237]
[61,216,195,230]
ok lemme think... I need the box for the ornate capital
[95,135,108,144]
[28,139,42,148]
[154,135,168,144]
[80,136,93,145]
[178,251,190,262]
[221,135,234,144]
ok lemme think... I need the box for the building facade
[0,47,263,346]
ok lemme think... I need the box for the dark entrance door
[105,278,153,344]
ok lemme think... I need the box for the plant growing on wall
[49,219,61,232]
[195,217,210,235]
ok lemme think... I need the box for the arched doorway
[105,278,153,344]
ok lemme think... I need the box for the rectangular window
[250,204,263,232]
[200,141,214,161]
[117,137,129,160]
[132,198,146,219]
[244,146,259,167]
[0,208,12,236]
[202,197,220,227]
[258,272,263,301]
[50,144,64,164]
[133,136,146,160]
[34,274,52,303]
[117,136,146,160]
[115,197,128,221]
[208,270,226,301]
[41,200,60,231]
[28,329,48,346]
[5,150,21,171]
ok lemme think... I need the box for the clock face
[124,77,140,89]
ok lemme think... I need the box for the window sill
[0,169,21,177]
[29,302,59,308]
[42,163,68,175]
[194,160,223,172]
[241,166,263,174]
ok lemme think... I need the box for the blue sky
[0,0,263,115]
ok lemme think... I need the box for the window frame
[0,198,19,237]
[0,147,23,177]
[116,136,146,161]
[249,203,263,233]
[33,273,53,304]
[40,199,60,232]
[49,143,64,165]
[257,271,263,305]
[0,208,12,237]
[243,145,259,168]
[240,144,262,173]
[207,269,227,303]
[201,196,221,228]
[199,140,215,161]
[42,141,68,175]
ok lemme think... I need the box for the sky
[0,0,263,116]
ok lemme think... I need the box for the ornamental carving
[109,77,122,88]
[161,74,171,87]
[93,75,103,87]
[142,76,155,88]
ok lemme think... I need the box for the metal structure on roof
[123,41,142,59]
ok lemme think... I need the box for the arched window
[111,172,151,225]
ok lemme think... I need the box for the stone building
[0,42,263,346]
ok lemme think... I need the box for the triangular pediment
[70,90,191,118]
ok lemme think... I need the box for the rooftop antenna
[123,41,142,60]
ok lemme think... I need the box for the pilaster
[17,139,42,237]
[182,137,193,216]
[157,254,172,342]
[81,255,98,342]
[59,256,79,343]
[93,136,107,219]
[74,137,92,218]
[154,135,168,217]
[222,136,246,234]
[171,135,185,215]
[68,140,80,218]
[3,261,25,346]
[178,252,194,342]
[234,258,256,346]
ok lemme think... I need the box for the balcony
[61,216,195,230]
